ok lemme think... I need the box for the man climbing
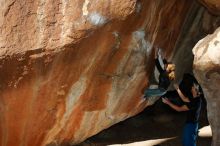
[162,74,202,146]
[143,48,175,99]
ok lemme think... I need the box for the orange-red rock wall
[0,0,205,145]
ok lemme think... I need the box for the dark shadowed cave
[76,96,210,146]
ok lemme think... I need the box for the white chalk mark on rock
[82,0,89,16]
[88,12,107,26]
[136,2,142,13]
[132,30,153,54]
[36,0,46,47]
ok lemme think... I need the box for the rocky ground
[77,98,211,146]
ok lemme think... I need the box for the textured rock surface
[0,0,193,145]
[198,0,220,15]
[193,27,220,146]
[173,4,220,82]
[0,0,219,145]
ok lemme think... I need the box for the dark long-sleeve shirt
[185,96,202,123]
[155,58,170,90]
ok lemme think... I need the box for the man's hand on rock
[162,97,170,104]
[174,83,179,90]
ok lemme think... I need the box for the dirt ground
[76,98,211,146]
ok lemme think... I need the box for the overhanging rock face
[0,0,218,145]
[198,0,220,15]
[193,27,220,146]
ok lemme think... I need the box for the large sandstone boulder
[0,0,219,145]
[193,27,220,146]
[0,0,194,145]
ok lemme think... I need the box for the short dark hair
[179,73,198,98]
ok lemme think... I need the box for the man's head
[181,73,201,98]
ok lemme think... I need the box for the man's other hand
[162,97,170,104]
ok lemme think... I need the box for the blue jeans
[182,122,198,146]
[144,88,166,98]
